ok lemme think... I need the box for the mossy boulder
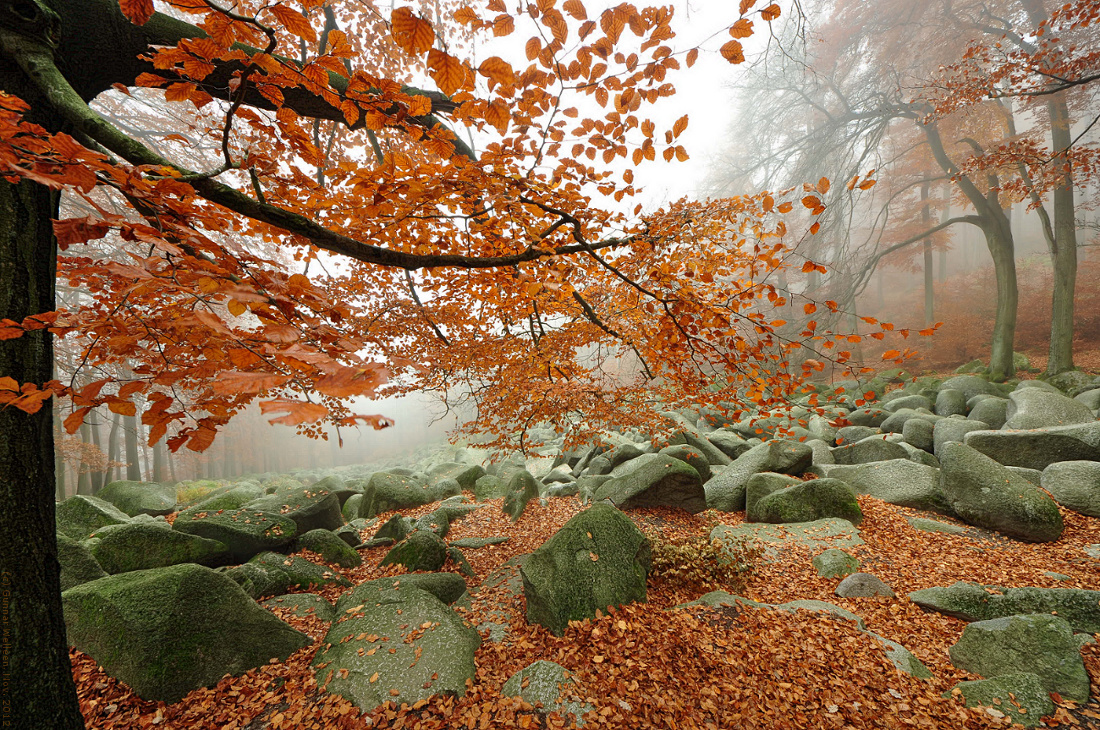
[56,495,131,540]
[294,529,362,568]
[949,614,1090,703]
[96,480,177,517]
[342,494,363,522]
[909,582,1100,633]
[359,472,456,518]
[502,470,541,522]
[826,460,953,515]
[473,474,509,501]
[62,564,311,703]
[427,462,486,491]
[173,507,296,563]
[176,484,267,521]
[379,530,448,572]
[501,660,592,721]
[704,440,813,512]
[939,442,1063,542]
[245,485,343,534]
[261,592,336,622]
[749,478,862,526]
[811,548,859,578]
[224,551,352,599]
[313,579,480,712]
[1040,461,1100,517]
[593,454,705,514]
[85,522,229,573]
[521,503,650,636]
[57,533,107,591]
[744,473,801,519]
[947,673,1053,728]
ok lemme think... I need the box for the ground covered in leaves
[72,494,1100,730]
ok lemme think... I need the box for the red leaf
[119,0,154,25]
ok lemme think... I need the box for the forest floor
[71,492,1100,730]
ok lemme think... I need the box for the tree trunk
[88,410,103,493]
[76,422,92,495]
[0,175,86,729]
[124,413,140,481]
[986,221,1019,381]
[104,410,120,484]
[1045,95,1077,375]
[921,179,934,327]
[152,440,167,483]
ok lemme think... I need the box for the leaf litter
[71,494,1100,729]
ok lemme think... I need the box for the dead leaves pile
[72,494,1099,729]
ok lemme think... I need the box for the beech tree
[0,1,909,728]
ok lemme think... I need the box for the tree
[0,2,900,728]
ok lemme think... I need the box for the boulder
[933,418,989,457]
[846,407,888,428]
[173,507,297,562]
[359,472,453,518]
[246,485,343,535]
[964,422,1100,470]
[427,462,486,491]
[811,548,859,578]
[939,375,1001,402]
[967,398,1009,430]
[85,522,229,573]
[935,389,968,417]
[909,582,1100,633]
[55,495,131,540]
[225,551,351,599]
[96,480,177,517]
[63,564,310,702]
[313,578,480,712]
[948,614,1089,703]
[668,430,732,467]
[712,519,863,561]
[835,425,878,445]
[907,517,966,535]
[749,478,862,526]
[57,533,108,591]
[294,528,363,568]
[261,592,336,622]
[373,514,415,543]
[744,473,801,519]
[1047,370,1097,393]
[835,572,894,598]
[1004,389,1095,430]
[704,440,812,512]
[593,454,705,513]
[706,431,753,460]
[521,503,650,635]
[939,442,1063,542]
[948,673,1054,728]
[1074,387,1100,411]
[806,439,835,465]
[176,484,267,521]
[658,444,712,483]
[1040,460,1100,516]
[831,436,908,465]
[880,409,935,434]
[502,471,541,522]
[826,460,953,515]
[379,530,448,572]
[883,394,933,413]
[901,418,935,453]
[474,474,509,501]
[501,661,591,721]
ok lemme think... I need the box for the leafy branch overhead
[0,0,900,456]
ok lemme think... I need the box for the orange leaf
[803,303,816,314]
[119,0,154,25]
[729,19,754,38]
[108,400,137,417]
[562,0,587,20]
[761,3,781,20]
[211,371,293,396]
[801,195,821,209]
[259,398,329,426]
[719,39,745,64]
[64,408,91,434]
[686,48,699,67]
[526,37,542,60]
[882,349,901,359]
[271,5,317,43]
[427,49,467,96]
[672,115,688,137]
[391,7,435,55]
[739,0,757,13]
[816,176,830,194]
[493,13,515,36]
[478,56,515,86]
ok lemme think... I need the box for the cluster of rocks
[55,366,1100,725]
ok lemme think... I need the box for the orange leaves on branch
[118,0,154,26]
[391,7,435,56]
[259,399,330,426]
[211,371,293,396]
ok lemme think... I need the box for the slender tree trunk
[986,221,1019,381]
[104,411,120,484]
[0,174,86,728]
[124,414,141,481]
[152,440,167,483]
[1045,95,1078,375]
[921,179,934,327]
[53,400,67,500]
[88,410,103,493]
[76,422,92,495]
